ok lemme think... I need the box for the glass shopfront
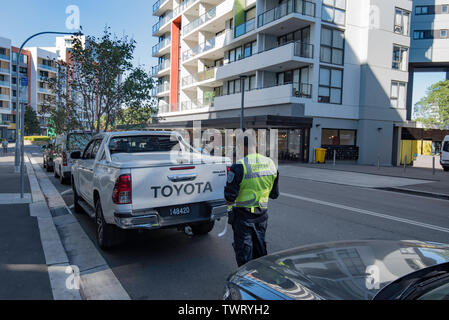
[278,129,308,161]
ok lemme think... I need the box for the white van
[441,135,449,172]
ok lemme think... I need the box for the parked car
[224,240,449,300]
[53,131,91,184]
[42,143,55,172]
[441,135,449,172]
[71,131,230,250]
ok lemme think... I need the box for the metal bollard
[403,155,407,174]
[432,155,435,175]
[377,154,380,170]
[333,149,336,166]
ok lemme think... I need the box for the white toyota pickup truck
[71,131,230,249]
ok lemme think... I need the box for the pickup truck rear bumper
[113,200,228,230]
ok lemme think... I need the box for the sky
[0,0,160,73]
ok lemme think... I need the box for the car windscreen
[67,133,91,151]
[108,135,181,154]
[443,141,449,153]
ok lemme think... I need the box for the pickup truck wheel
[95,201,118,250]
[191,221,215,235]
[60,169,68,185]
[72,183,83,214]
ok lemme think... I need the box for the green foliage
[24,106,41,135]
[415,80,449,129]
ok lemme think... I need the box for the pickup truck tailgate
[131,163,227,211]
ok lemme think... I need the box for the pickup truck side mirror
[71,151,81,159]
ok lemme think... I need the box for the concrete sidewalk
[0,156,81,300]
[0,157,53,299]
[281,162,449,199]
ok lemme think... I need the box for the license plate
[169,206,191,216]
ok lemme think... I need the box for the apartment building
[0,35,86,138]
[407,0,449,120]
[0,36,32,141]
[151,0,413,165]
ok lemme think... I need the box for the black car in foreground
[224,240,449,300]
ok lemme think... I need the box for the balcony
[182,67,217,88]
[183,7,217,36]
[152,0,201,35]
[214,82,312,111]
[182,38,216,62]
[151,59,170,76]
[180,98,214,111]
[0,54,10,61]
[257,0,316,28]
[0,80,9,87]
[152,37,171,57]
[153,0,170,14]
[157,101,170,114]
[38,64,57,73]
[38,87,52,94]
[0,94,10,101]
[153,82,170,96]
[235,18,256,38]
[216,41,313,81]
[0,68,10,74]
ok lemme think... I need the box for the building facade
[0,35,86,139]
[151,0,414,165]
[407,0,449,121]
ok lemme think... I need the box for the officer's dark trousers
[231,207,268,267]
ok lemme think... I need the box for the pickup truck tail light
[112,174,132,205]
[62,152,68,166]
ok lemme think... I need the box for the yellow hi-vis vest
[235,153,277,212]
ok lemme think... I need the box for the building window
[443,5,448,13]
[392,45,408,71]
[320,27,344,65]
[227,40,256,63]
[413,30,433,40]
[278,27,311,46]
[322,0,346,25]
[318,67,343,104]
[322,129,356,146]
[394,8,410,36]
[441,30,448,38]
[390,81,406,109]
[415,6,431,15]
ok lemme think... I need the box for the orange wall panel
[170,18,182,112]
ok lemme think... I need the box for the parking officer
[225,136,279,267]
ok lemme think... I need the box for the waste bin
[315,148,327,164]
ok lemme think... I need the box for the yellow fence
[400,140,433,165]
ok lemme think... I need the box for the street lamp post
[14,31,82,198]
[240,75,247,131]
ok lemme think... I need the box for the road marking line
[280,192,449,234]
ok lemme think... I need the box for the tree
[116,66,156,128]
[46,27,156,136]
[24,105,41,136]
[415,80,449,129]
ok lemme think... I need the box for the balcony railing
[152,37,171,56]
[294,41,314,59]
[182,68,216,87]
[182,38,216,61]
[257,0,316,28]
[157,102,170,114]
[0,54,10,61]
[183,7,217,35]
[0,81,9,87]
[38,87,54,94]
[152,0,169,13]
[152,0,200,34]
[0,94,10,100]
[0,68,10,74]
[235,18,256,38]
[221,81,312,99]
[180,98,213,111]
[156,82,170,94]
[38,64,57,72]
[151,59,170,75]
